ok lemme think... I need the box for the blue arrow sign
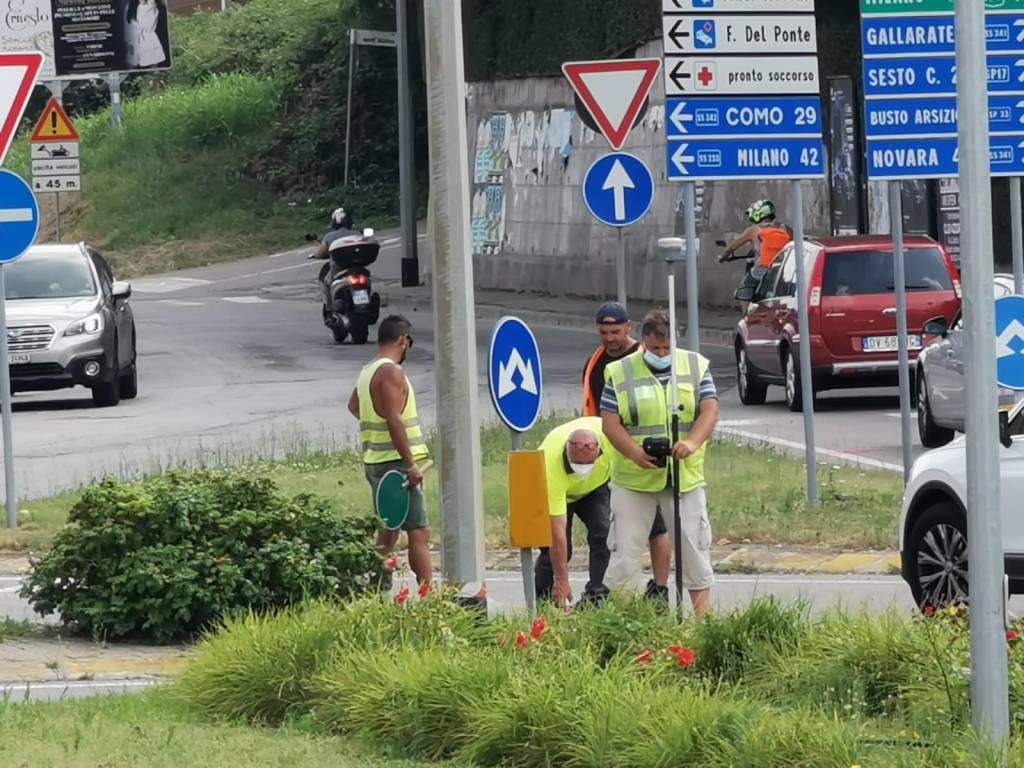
[666,137,825,181]
[583,152,655,228]
[864,55,1024,97]
[865,94,1024,138]
[996,295,1024,391]
[488,316,543,433]
[665,96,822,138]
[866,136,1024,179]
[862,15,1024,57]
[0,171,40,264]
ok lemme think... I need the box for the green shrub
[20,470,386,643]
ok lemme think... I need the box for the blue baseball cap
[596,302,629,325]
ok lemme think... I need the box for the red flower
[396,586,410,605]
[635,650,654,665]
[530,616,548,640]
[384,556,398,572]
[418,582,431,598]
[924,606,935,616]
[1009,630,1020,643]
[671,651,696,667]
[515,631,530,649]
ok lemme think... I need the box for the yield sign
[0,53,44,166]
[562,58,662,151]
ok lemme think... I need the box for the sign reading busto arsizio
[861,0,1024,12]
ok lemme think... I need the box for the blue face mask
[643,350,673,370]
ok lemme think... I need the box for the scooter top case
[329,234,380,269]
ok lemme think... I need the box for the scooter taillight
[347,274,368,286]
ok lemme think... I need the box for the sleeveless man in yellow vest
[347,315,431,586]
[600,310,720,617]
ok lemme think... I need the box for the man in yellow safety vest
[600,310,720,616]
[348,315,431,586]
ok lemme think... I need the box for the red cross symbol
[697,66,714,87]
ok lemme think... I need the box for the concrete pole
[397,0,420,286]
[107,74,124,132]
[956,0,1010,748]
[423,0,485,587]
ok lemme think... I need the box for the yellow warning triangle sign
[30,98,80,142]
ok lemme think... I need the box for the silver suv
[6,244,138,407]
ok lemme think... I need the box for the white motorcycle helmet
[330,207,352,229]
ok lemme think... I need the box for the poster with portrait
[49,0,170,78]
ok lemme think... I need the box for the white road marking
[132,277,212,294]
[154,300,204,307]
[222,296,270,304]
[259,263,309,276]
[886,412,918,420]
[717,424,904,473]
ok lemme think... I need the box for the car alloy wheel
[785,353,796,406]
[916,522,969,607]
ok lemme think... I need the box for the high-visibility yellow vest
[356,358,429,465]
[605,349,710,493]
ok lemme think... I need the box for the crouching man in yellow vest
[601,310,719,617]
[347,315,431,586]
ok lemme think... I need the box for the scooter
[307,228,382,344]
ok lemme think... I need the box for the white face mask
[569,462,596,479]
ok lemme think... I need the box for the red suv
[733,235,961,412]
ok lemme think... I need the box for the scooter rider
[310,208,359,277]
[717,200,792,296]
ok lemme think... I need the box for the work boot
[576,585,610,609]
[644,579,670,613]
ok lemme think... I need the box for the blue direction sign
[667,137,825,181]
[666,96,821,138]
[865,94,1024,138]
[488,316,543,433]
[864,55,1024,97]
[862,15,1024,57]
[0,171,40,264]
[866,136,1024,180]
[996,295,1024,391]
[583,152,655,228]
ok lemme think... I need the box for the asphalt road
[1,227,925,502]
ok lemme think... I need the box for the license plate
[8,354,30,365]
[861,335,922,352]
[352,290,370,306]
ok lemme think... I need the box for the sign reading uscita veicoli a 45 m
[861,0,1024,180]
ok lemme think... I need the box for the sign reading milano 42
[861,0,1024,11]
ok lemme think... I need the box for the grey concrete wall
[459,38,832,308]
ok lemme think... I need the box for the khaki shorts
[606,484,715,592]
[364,460,429,532]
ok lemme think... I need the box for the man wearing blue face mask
[601,310,720,617]
[533,416,613,608]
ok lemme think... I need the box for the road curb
[395,294,737,349]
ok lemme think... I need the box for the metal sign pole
[790,180,819,507]
[344,29,356,187]
[49,80,65,242]
[616,227,626,307]
[0,265,16,529]
[956,0,1010,745]
[396,0,419,287]
[667,263,684,615]
[888,181,913,484]
[107,74,123,131]
[1012,177,1024,296]
[683,182,700,353]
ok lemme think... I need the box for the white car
[899,400,1024,607]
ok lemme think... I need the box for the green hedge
[20,470,388,643]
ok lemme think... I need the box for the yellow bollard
[508,450,550,611]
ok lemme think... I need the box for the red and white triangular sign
[0,52,43,167]
[562,58,662,151]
